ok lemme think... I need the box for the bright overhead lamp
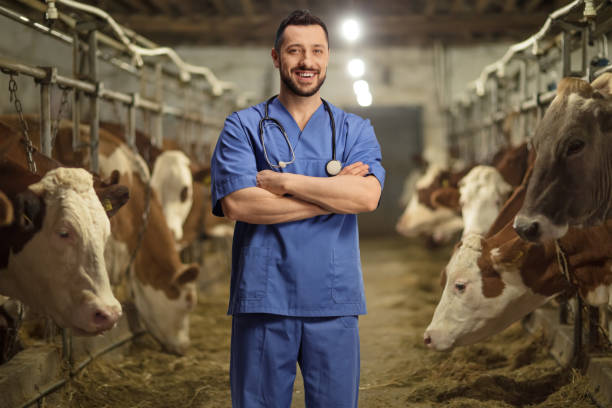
[347,58,365,78]
[353,79,369,95]
[341,18,360,42]
[357,91,372,107]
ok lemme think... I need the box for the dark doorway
[344,105,423,237]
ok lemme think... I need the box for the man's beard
[279,61,326,97]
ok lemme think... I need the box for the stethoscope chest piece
[326,159,342,176]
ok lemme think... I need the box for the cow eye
[57,229,70,239]
[566,139,585,156]
[180,186,189,202]
[454,282,466,292]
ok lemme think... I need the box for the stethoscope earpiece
[259,96,339,176]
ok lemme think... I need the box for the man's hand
[257,170,287,195]
[338,161,370,177]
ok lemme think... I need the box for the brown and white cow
[396,163,465,244]
[457,165,513,236]
[100,123,200,244]
[515,74,612,242]
[0,117,200,355]
[424,169,612,350]
[0,155,125,336]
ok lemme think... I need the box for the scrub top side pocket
[331,249,363,304]
[238,247,270,300]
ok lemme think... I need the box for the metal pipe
[0,57,223,128]
[88,30,99,174]
[40,82,52,156]
[127,94,136,150]
[153,63,163,147]
[469,0,583,96]
[72,31,81,152]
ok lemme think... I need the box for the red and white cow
[457,165,513,236]
[100,123,197,244]
[396,163,465,244]
[424,172,612,350]
[1,117,200,355]
[0,150,125,335]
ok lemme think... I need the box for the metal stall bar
[0,57,222,129]
[38,67,56,156]
[88,30,100,173]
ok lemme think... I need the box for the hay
[41,237,598,407]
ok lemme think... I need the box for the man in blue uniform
[210,9,385,408]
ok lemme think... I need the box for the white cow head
[130,264,198,355]
[150,151,193,242]
[459,166,513,236]
[423,233,550,351]
[1,168,122,335]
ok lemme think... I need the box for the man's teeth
[298,72,314,78]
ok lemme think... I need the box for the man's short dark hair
[274,10,329,52]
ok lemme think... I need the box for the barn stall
[0,0,610,407]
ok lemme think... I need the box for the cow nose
[513,215,540,242]
[93,307,120,331]
[423,332,432,347]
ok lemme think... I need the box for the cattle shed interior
[0,0,611,407]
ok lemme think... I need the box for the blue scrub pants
[230,314,360,408]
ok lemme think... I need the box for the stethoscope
[258,95,342,176]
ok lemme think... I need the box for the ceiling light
[357,91,372,107]
[347,58,365,78]
[341,19,360,42]
[353,79,369,95]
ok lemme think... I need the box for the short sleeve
[210,113,258,217]
[344,117,386,191]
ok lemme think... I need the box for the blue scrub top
[211,97,385,317]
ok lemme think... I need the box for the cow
[0,190,12,227]
[0,156,125,335]
[395,163,465,244]
[0,117,200,355]
[100,123,200,243]
[456,165,513,236]
[514,74,612,242]
[424,166,612,351]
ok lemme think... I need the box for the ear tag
[203,174,211,186]
[103,199,113,212]
[512,250,524,263]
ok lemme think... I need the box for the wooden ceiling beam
[524,0,544,13]
[503,0,517,13]
[143,0,173,14]
[210,0,228,15]
[240,0,255,16]
[476,0,491,13]
[113,12,550,45]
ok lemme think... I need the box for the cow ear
[431,187,460,211]
[13,190,44,233]
[490,236,530,266]
[591,73,612,96]
[0,191,14,227]
[173,264,199,286]
[97,184,130,218]
[191,165,211,186]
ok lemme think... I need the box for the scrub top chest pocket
[238,247,271,300]
[331,249,363,304]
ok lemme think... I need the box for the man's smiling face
[273,24,329,97]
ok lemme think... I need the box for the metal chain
[50,85,70,149]
[8,74,37,173]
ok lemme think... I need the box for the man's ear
[271,48,280,68]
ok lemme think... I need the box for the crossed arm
[221,162,382,224]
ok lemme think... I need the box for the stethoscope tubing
[259,95,339,175]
